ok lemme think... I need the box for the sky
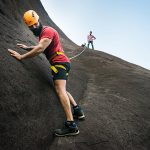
[40,0,150,70]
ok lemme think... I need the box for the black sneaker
[54,121,79,137]
[73,105,85,120]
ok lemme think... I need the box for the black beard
[31,22,43,37]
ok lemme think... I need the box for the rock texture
[0,0,150,150]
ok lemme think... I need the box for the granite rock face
[0,1,150,150]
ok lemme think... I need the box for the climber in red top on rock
[8,10,85,137]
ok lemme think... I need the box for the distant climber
[8,10,85,137]
[87,31,96,50]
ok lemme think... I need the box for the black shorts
[51,62,70,80]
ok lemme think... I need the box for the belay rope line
[69,46,87,60]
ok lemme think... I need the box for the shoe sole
[78,115,85,119]
[74,115,85,120]
[55,130,80,137]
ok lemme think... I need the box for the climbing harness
[49,51,64,61]
[50,64,66,74]
[50,45,87,73]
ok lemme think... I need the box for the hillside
[0,0,150,150]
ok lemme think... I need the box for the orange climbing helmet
[23,10,39,26]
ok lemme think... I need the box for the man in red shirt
[8,10,85,136]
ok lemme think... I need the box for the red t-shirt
[39,26,70,64]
